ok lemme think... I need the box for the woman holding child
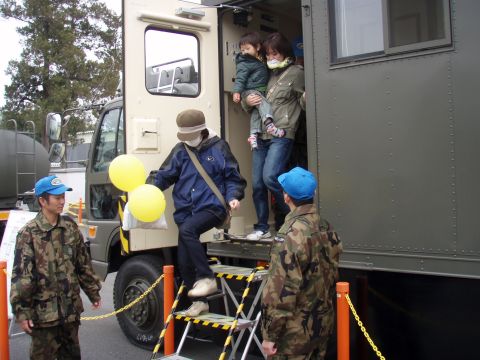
[243,32,306,240]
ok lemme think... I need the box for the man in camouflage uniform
[10,175,102,359]
[261,167,342,359]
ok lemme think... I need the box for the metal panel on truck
[123,0,220,251]
[309,0,480,278]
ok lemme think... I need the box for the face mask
[184,135,202,147]
[267,59,280,69]
[267,58,292,70]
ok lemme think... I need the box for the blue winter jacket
[154,136,247,224]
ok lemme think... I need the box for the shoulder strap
[266,65,294,101]
[184,144,227,209]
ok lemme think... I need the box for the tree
[0,0,121,146]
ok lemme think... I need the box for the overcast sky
[0,0,122,107]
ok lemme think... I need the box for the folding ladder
[7,119,38,201]
[151,263,269,360]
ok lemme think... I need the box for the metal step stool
[151,263,268,360]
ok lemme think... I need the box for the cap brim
[277,173,287,190]
[47,185,73,195]
[177,130,202,142]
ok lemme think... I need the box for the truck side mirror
[46,113,62,141]
[48,142,66,163]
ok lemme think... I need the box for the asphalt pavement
[8,272,264,360]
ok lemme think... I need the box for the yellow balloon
[108,154,145,192]
[129,184,166,222]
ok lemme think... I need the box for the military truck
[0,124,50,241]
[48,0,480,358]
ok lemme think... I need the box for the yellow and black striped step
[210,264,268,282]
[152,355,192,360]
[174,311,255,331]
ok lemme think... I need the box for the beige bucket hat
[176,109,206,141]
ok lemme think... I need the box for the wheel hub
[123,279,157,328]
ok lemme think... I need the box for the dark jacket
[10,212,101,327]
[154,136,247,224]
[233,53,269,94]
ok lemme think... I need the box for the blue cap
[278,167,317,200]
[35,175,72,196]
[292,36,303,57]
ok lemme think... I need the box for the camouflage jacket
[10,212,101,327]
[261,204,342,355]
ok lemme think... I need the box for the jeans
[242,89,272,134]
[252,137,294,232]
[177,210,223,289]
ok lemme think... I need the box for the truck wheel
[113,254,165,349]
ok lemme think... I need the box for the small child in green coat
[232,32,284,149]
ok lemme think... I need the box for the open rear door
[123,0,220,251]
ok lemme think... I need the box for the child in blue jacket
[154,109,246,317]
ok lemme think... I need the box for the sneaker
[184,301,209,317]
[248,134,258,149]
[266,123,285,137]
[246,230,272,241]
[188,277,218,298]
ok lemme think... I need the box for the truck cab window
[92,108,123,172]
[145,29,199,97]
[330,0,451,63]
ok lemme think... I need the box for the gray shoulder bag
[184,144,231,229]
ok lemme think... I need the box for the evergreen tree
[0,0,121,146]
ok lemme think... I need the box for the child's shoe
[184,301,209,317]
[248,134,258,149]
[266,122,285,137]
[188,278,218,298]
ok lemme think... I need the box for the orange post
[163,265,174,355]
[78,197,83,224]
[0,260,10,360]
[336,282,350,360]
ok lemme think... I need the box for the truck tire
[113,254,165,349]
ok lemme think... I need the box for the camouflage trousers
[269,337,329,360]
[29,321,81,360]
